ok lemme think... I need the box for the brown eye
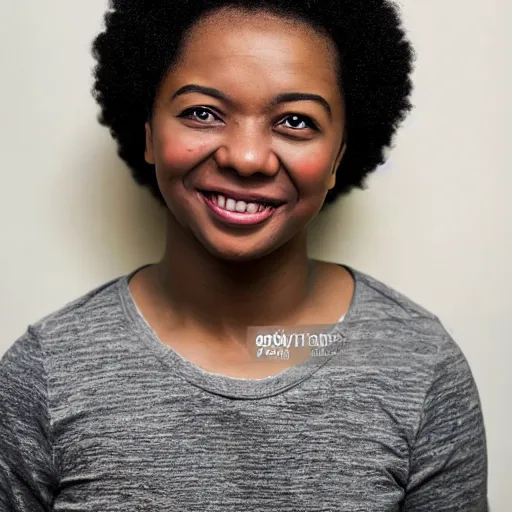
[280,114,317,131]
[179,107,221,123]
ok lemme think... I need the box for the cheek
[156,133,210,174]
[287,150,333,189]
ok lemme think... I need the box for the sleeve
[402,337,488,511]
[0,327,58,511]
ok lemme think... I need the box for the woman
[0,0,488,510]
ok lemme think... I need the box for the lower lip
[199,192,280,226]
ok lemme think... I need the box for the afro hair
[91,0,416,210]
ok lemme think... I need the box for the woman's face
[145,8,346,261]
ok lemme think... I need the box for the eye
[279,114,317,131]
[179,107,222,124]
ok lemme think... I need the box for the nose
[213,120,280,177]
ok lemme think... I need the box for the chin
[204,241,278,262]
[196,232,285,263]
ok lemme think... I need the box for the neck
[151,214,316,336]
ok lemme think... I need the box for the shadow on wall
[57,132,166,279]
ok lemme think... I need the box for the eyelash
[178,107,318,131]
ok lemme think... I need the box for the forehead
[183,8,337,61]
[166,8,341,104]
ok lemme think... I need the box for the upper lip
[198,187,286,206]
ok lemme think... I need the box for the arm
[402,336,488,511]
[0,327,58,510]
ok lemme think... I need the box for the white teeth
[225,198,236,211]
[235,200,247,212]
[209,192,272,214]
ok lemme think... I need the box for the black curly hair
[91,0,416,210]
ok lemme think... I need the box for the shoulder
[32,273,124,333]
[348,265,438,322]
[4,271,131,362]
[346,265,464,360]
[343,266,483,427]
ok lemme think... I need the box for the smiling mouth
[198,190,285,226]
[200,190,278,213]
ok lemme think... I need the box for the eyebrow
[171,84,333,120]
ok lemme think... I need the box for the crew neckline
[118,262,363,399]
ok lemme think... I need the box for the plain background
[0,0,510,508]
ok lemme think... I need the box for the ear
[144,122,155,164]
[328,137,347,190]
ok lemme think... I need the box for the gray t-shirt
[0,264,488,511]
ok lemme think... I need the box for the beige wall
[0,0,509,508]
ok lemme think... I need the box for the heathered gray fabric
[0,263,488,511]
